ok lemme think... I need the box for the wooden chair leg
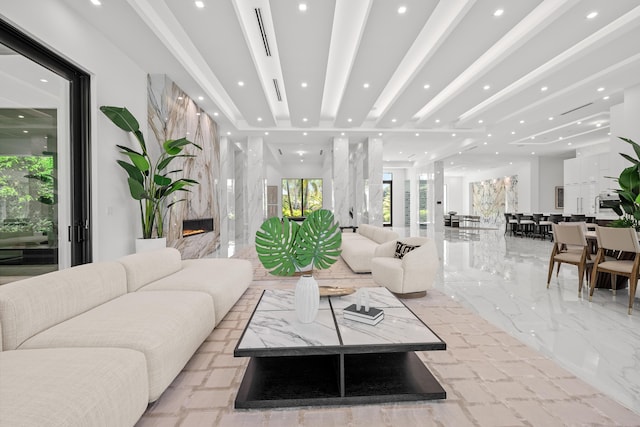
[547,259,555,288]
[629,279,638,315]
[611,274,617,296]
[556,262,562,277]
[578,265,584,296]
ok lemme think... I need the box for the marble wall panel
[147,75,220,258]
[332,137,349,226]
[246,137,265,240]
[367,138,384,226]
[470,175,518,226]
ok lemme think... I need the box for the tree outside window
[282,178,322,218]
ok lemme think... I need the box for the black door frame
[0,18,92,265]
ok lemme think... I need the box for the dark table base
[235,352,446,409]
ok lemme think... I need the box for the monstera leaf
[255,217,300,276]
[254,209,342,276]
[295,209,342,270]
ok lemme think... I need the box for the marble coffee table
[234,287,446,408]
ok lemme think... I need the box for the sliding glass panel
[282,178,323,218]
[0,42,67,278]
[302,179,322,216]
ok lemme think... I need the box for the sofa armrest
[401,240,439,291]
[374,240,397,257]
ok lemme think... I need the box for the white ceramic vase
[295,274,319,323]
[135,237,166,254]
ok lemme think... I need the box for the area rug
[136,248,640,427]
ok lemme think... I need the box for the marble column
[246,137,265,240]
[351,142,366,225]
[332,137,349,226]
[367,137,384,227]
[218,137,234,248]
[433,160,444,232]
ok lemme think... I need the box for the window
[282,178,322,218]
[383,172,392,226]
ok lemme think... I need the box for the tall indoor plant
[100,106,201,239]
[610,137,640,230]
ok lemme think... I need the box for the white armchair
[370,237,439,297]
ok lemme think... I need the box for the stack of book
[343,304,384,325]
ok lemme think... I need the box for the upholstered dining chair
[547,222,593,296]
[589,226,640,314]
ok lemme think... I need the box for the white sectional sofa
[0,248,253,427]
[340,224,399,273]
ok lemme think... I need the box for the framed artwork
[555,186,564,209]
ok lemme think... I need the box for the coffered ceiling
[59,0,640,173]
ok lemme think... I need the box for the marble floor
[220,226,640,415]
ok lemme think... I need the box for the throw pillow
[394,241,420,259]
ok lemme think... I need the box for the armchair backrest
[595,225,640,253]
[552,222,587,247]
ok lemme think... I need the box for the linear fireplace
[182,218,214,238]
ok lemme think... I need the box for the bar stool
[532,214,553,240]
[504,213,518,236]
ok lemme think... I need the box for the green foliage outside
[282,178,322,218]
[0,155,55,234]
[383,182,391,223]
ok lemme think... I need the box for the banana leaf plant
[610,137,640,230]
[100,106,201,239]
[255,209,342,276]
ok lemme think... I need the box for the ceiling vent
[254,8,271,56]
[277,148,283,155]
[273,79,282,101]
[560,102,593,116]
[464,146,478,152]
[319,149,323,155]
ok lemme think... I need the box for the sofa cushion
[19,291,214,402]
[0,262,127,350]
[340,238,379,273]
[139,258,252,326]
[0,347,148,427]
[118,247,184,292]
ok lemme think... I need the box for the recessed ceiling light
[568,142,572,146]
[493,9,504,17]
[264,132,269,135]
[452,133,456,137]
[488,133,492,137]
[90,0,101,5]
[347,118,352,123]
[531,136,535,140]
[478,119,483,124]
[435,119,440,123]
[399,151,403,154]
[531,152,535,155]
[511,131,516,135]
[450,161,454,165]
[587,11,598,19]
[303,132,308,135]
[559,136,563,140]
[458,151,462,155]
[397,6,407,14]
[391,118,397,123]
[257,117,262,122]
[301,159,304,163]
[415,133,420,136]
[195,1,204,8]
[577,121,582,125]
[378,132,383,136]
[548,117,554,120]
[596,123,602,127]
[483,142,488,145]
[198,96,204,101]
[341,132,345,136]
[541,86,548,91]
[226,131,231,135]
[597,87,605,92]
[238,81,244,86]
[213,112,219,116]
[424,151,428,154]
[519,120,525,124]
[483,85,491,90]
[423,84,430,90]
[603,96,610,100]
[39,78,48,83]
[495,151,499,155]
[363,83,370,89]
[301,82,308,88]
[303,117,308,122]
[299,3,307,12]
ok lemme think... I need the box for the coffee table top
[235,287,445,357]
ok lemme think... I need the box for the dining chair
[504,213,518,236]
[589,226,640,314]
[547,222,593,296]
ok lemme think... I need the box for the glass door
[0,19,91,280]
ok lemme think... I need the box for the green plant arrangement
[100,106,201,239]
[610,137,640,230]
[255,208,342,276]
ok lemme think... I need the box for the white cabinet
[563,156,599,215]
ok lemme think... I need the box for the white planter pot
[135,237,167,254]
[295,274,319,323]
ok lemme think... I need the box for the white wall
[537,156,565,213]
[2,3,148,261]
[444,176,463,214]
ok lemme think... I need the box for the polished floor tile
[434,227,640,414]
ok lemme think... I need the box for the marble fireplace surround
[147,74,221,259]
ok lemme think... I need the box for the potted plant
[100,106,201,248]
[255,208,342,323]
[610,137,640,230]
